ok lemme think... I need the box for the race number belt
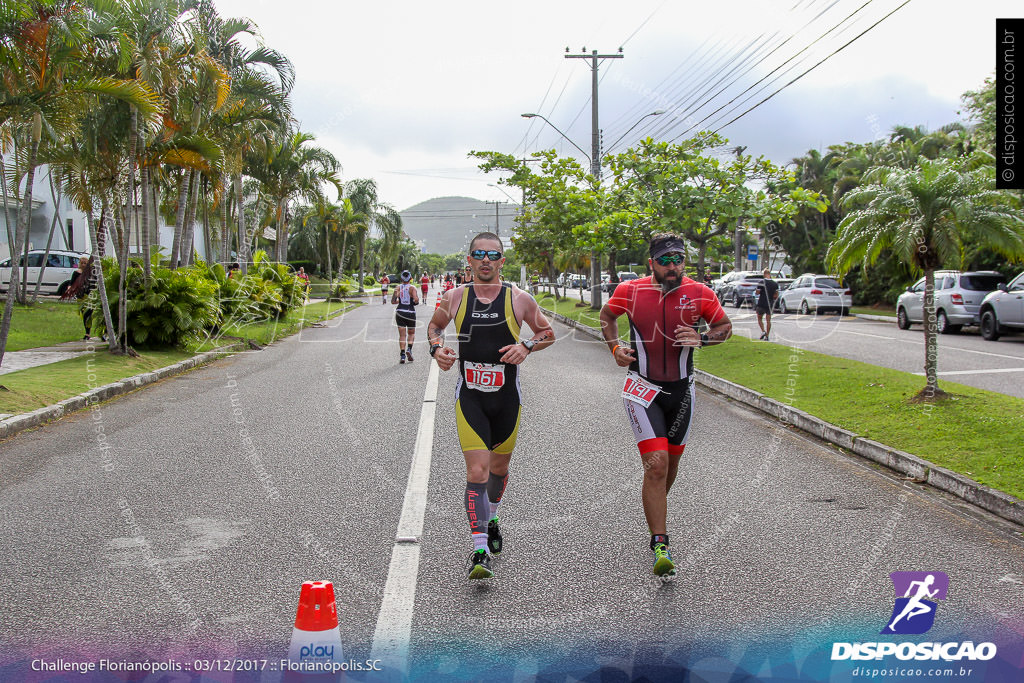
[464,362,506,392]
[622,371,661,408]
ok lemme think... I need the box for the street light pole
[566,47,623,310]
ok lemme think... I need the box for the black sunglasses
[470,249,503,261]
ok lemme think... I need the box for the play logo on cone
[287,580,344,669]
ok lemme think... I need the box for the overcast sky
[213,0,1014,211]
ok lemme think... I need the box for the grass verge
[851,304,896,317]
[536,293,629,338]
[5,301,86,350]
[0,349,191,415]
[698,337,1024,499]
[535,292,1023,500]
[0,300,361,416]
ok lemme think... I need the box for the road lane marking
[912,367,1024,376]
[370,360,439,672]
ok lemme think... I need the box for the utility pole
[566,47,623,310]
[484,200,503,236]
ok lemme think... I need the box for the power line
[708,0,914,135]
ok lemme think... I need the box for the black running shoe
[468,549,493,579]
[406,348,414,362]
[487,518,503,557]
[400,351,406,364]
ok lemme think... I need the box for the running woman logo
[880,571,949,635]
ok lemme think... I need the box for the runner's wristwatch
[429,343,442,357]
[520,339,537,352]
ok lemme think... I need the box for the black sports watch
[520,339,537,352]
[429,343,442,357]
[699,333,709,347]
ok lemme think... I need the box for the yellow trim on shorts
[491,406,521,455]
[455,399,487,452]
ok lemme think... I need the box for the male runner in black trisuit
[427,232,555,579]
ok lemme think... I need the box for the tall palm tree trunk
[140,162,152,278]
[31,206,60,303]
[84,206,117,353]
[276,196,288,263]
[170,170,190,267]
[202,178,212,263]
[181,171,201,266]
[115,201,131,354]
[0,155,15,250]
[0,135,38,364]
[127,105,139,265]
[337,229,348,279]
[921,269,940,397]
[220,176,230,263]
[233,174,249,274]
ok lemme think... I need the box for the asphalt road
[0,292,1022,681]
[726,307,1024,398]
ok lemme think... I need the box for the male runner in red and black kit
[599,233,732,577]
[427,232,555,580]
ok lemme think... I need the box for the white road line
[912,367,1024,376]
[369,361,439,672]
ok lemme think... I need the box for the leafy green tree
[827,153,1024,401]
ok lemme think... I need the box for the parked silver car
[778,274,851,314]
[0,249,88,296]
[896,270,1004,334]
[978,271,1024,341]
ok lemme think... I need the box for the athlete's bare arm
[599,303,637,368]
[499,287,555,365]
[674,313,733,347]
[428,287,463,371]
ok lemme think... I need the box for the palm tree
[0,0,159,364]
[344,178,402,292]
[827,153,1024,401]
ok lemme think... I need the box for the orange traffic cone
[287,581,344,671]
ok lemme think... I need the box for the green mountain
[400,196,520,255]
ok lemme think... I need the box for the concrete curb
[0,300,362,441]
[854,313,897,322]
[539,305,1024,527]
[0,344,244,441]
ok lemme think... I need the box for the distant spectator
[755,268,780,341]
[60,255,98,340]
[227,262,240,279]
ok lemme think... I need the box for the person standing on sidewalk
[754,269,780,341]
[427,232,555,580]
[599,233,732,578]
[392,270,419,363]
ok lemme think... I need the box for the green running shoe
[652,543,676,577]
[468,550,493,580]
[487,518,503,557]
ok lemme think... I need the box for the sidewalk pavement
[0,339,98,376]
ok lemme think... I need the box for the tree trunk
[697,240,708,280]
[201,177,212,264]
[128,105,139,265]
[31,203,60,303]
[115,202,131,354]
[337,229,348,279]
[0,127,39,364]
[919,269,941,399]
[358,233,365,293]
[220,176,230,264]
[276,196,288,263]
[0,155,15,251]
[140,162,152,278]
[84,206,117,353]
[181,170,201,266]
[234,174,249,274]
[18,124,41,305]
[170,170,190,267]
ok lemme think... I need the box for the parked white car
[0,249,88,296]
[978,271,1024,341]
[778,274,851,314]
[896,270,1004,334]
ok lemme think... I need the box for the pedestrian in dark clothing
[754,268,779,341]
[61,255,97,339]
